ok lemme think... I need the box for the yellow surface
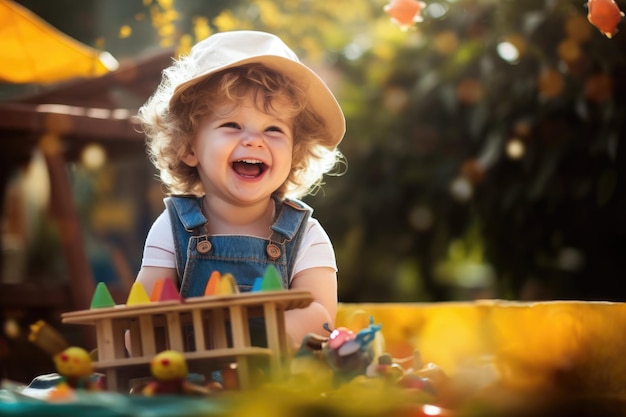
[0,0,116,83]
[337,300,626,395]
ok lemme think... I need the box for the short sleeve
[291,217,337,281]
[141,210,176,268]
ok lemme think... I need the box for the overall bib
[165,195,311,347]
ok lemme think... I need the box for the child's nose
[241,131,264,147]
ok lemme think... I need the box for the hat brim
[171,55,345,148]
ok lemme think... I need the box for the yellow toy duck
[142,350,213,396]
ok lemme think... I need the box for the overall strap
[166,195,207,230]
[164,195,206,284]
[269,198,312,281]
[269,198,312,243]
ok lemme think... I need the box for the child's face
[183,96,294,205]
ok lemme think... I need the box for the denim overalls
[165,195,312,295]
[164,195,311,347]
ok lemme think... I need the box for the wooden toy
[62,277,313,392]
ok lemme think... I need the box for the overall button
[197,240,212,254]
[266,243,281,260]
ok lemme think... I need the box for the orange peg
[150,279,165,302]
[204,271,221,296]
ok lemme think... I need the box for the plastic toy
[126,282,151,306]
[295,316,382,385]
[141,350,213,396]
[90,282,116,309]
[365,353,405,382]
[27,321,103,399]
[52,346,99,391]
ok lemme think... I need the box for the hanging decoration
[586,0,624,38]
[384,0,426,31]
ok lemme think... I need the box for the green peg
[90,282,116,309]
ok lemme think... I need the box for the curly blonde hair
[138,63,344,199]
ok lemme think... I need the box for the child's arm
[284,266,338,349]
[135,266,178,297]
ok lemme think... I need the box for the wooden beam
[40,133,96,347]
[0,102,143,141]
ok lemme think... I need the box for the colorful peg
[251,277,263,292]
[90,282,116,309]
[218,273,239,295]
[204,271,221,296]
[150,279,165,302]
[261,265,284,291]
[159,278,182,302]
[126,282,151,306]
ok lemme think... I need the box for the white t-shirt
[141,210,337,283]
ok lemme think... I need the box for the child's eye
[220,122,240,129]
[266,126,284,133]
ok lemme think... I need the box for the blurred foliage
[317,0,626,302]
[10,0,626,302]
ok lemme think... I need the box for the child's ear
[182,149,199,167]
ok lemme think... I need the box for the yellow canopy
[0,0,118,84]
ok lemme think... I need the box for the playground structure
[62,289,313,392]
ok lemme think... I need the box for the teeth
[237,159,263,164]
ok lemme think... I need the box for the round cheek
[279,145,294,177]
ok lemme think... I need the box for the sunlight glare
[344,42,365,61]
[426,3,448,19]
[497,41,519,63]
[422,404,443,415]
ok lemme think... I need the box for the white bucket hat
[170,30,346,147]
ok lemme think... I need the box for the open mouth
[232,159,267,178]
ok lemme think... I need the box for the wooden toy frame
[62,290,312,391]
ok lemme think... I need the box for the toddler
[134,30,346,348]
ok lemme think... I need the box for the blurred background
[1,0,626,381]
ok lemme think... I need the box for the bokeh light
[81,143,107,171]
[497,41,520,63]
[506,139,525,160]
